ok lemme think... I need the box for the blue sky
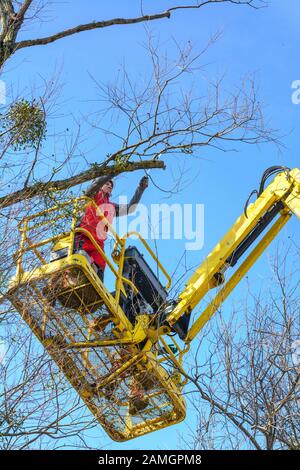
[3,0,300,449]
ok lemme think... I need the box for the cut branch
[0,159,165,209]
[15,11,171,50]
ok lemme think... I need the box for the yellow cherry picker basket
[6,196,187,442]
[4,167,300,442]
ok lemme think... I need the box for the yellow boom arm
[167,168,300,343]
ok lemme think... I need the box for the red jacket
[80,191,115,269]
[79,175,146,270]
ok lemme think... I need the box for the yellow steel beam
[186,212,291,343]
[168,169,298,327]
[283,174,300,220]
[67,315,150,348]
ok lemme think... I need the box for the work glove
[139,176,149,189]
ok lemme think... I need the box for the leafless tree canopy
[181,244,300,450]
[0,314,100,449]
[0,34,278,210]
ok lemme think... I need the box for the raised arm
[115,176,149,217]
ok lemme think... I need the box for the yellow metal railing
[14,196,172,310]
[122,231,171,289]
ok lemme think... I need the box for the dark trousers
[74,235,104,282]
[95,265,104,282]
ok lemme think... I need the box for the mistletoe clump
[1,99,47,150]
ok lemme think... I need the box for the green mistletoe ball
[1,99,47,150]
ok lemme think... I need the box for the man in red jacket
[78,174,149,281]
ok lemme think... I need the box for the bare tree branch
[0,0,267,68]
[0,159,165,208]
[15,12,172,49]
[182,244,300,450]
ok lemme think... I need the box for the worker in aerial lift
[76,174,149,281]
[45,174,148,308]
